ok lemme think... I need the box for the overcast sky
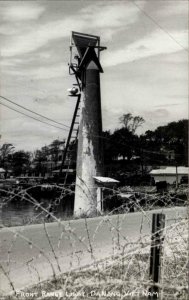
[0,0,188,151]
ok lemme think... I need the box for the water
[0,194,74,227]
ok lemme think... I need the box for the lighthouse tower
[69,32,106,217]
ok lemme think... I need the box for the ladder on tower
[58,93,81,183]
[53,92,80,207]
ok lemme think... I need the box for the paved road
[0,206,187,295]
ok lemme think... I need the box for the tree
[113,113,145,160]
[119,113,145,134]
[131,116,145,134]
[102,131,116,163]
[33,147,48,175]
[102,114,145,163]
[119,113,133,130]
[49,139,65,168]
[112,127,138,161]
[140,119,188,166]
[0,143,15,171]
[0,143,14,159]
[12,151,31,176]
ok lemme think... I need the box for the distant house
[150,166,188,184]
[160,147,175,161]
[0,168,6,179]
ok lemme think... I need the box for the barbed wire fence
[0,183,188,300]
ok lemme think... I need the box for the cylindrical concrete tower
[74,60,103,216]
[70,32,106,217]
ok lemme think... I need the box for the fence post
[149,213,165,299]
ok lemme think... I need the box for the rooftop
[150,166,188,175]
[93,176,119,184]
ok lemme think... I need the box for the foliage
[0,143,15,170]
[33,146,49,175]
[11,151,31,176]
[0,118,187,178]
[0,143,15,159]
[0,144,32,176]
[112,127,138,161]
[103,117,188,168]
[140,119,188,165]
[32,139,65,175]
[119,113,145,134]
[49,139,65,167]
[103,113,144,163]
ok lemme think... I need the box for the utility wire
[1,100,182,160]
[132,1,188,53]
[0,95,70,129]
[0,101,69,132]
[81,130,184,158]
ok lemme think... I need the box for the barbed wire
[0,183,188,299]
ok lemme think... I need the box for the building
[31,140,70,176]
[160,147,175,161]
[150,166,188,184]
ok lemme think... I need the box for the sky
[0,0,188,151]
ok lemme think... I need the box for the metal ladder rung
[69,94,80,97]
[59,93,80,180]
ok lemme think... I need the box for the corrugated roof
[93,176,119,183]
[118,193,133,198]
[150,166,188,175]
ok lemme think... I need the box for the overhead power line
[0,101,69,132]
[132,1,188,53]
[0,95,70,129]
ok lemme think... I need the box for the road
[0,206,187,296]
